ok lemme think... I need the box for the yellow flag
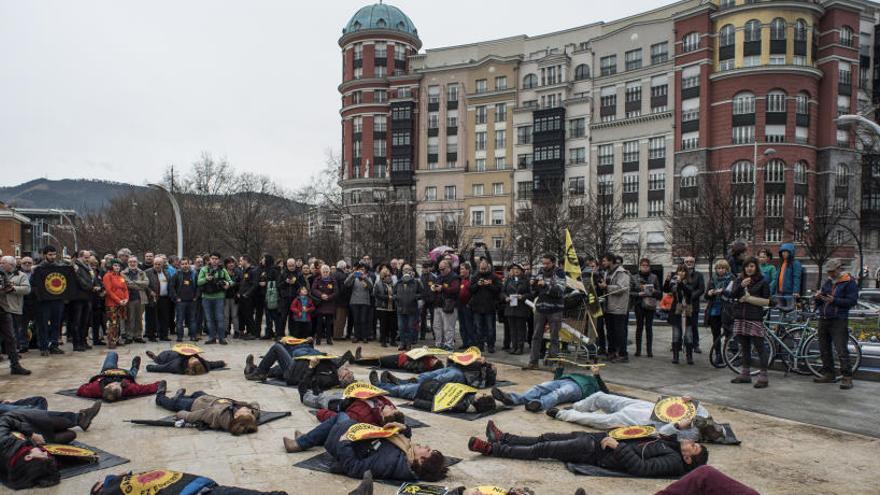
[564,229,582,282]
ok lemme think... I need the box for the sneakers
[754,380,769,389]
[840,377,853,390]
[219,339,228,345]
[244,355,256,376]
[283,431,304,453]
[525,401,543,413]
[146,351,158,362]
[467,436,492,455]
[369,371,380,386]
[339,350,354,365]
[77,401,102,431]
[546,407,560,418]
[491,387,514,406]
[485,420,503,443]
[156,380,167,397]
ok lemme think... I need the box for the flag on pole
[563,229,583,283]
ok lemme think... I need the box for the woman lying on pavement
[0,411,62,489]
[491,365,607,413]
[281,412,448,483]
[467,420,708,478]
[548,393,726,443]
[243,344,355,399]
[154,388,259,435]
[90,469,288,495]
[0,398,101,433]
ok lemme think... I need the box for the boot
[754,371,769,389]
[485,420,504,443]
[686,345,694,365]
[244,355,256,376]
[646,334,653,357]
[840,377,853,390]
[634,335,642,357]
[381,371,401,385]
[491,387,514,406]
[671,343,680,364]
[77,401,102,431]
[467,437,492,455]
[731,369,752,384]
[354,346,363,361]
[283,431,305,453]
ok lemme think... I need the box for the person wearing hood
[705,260,733,367]
[259,254,281,340]
[772,243,801,310]
[813,259,859,389]
[729,257,771,388]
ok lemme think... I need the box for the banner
[652,396,699,424]
[172,343,202,356]
[343,382,388,400]
[30,264,76,301]
[448,346,481,366]
[405,347,451,360]
[563,228,582,283]
[432,382,477,412]
[345,422,400,442]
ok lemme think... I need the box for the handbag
[658,293,674,312]
[674,302,693,317]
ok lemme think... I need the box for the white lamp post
[148,183,184,259]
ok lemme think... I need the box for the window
[446,135,458,153]
[765,160,785,183]
[353,67,363,79]
[424,186,437,201]
[623,201,638,219]
[495,76,507,90]
[374,115,387,132]
[475,79,488,93]
[427,112,439,129]
[517,126,532,144]
[352,116,363,133]
[793,194,806,218]
[533,144,561,161]
[733,92,756,114]
[743,55,760,67]
[353,43,363,60]
[392,158,411,171]
[391,105,411,120]
[839,62,852,85]
[568,176,585,195]
[651,75,668,112]
[682,32,700,53]
[837,94,850,116]
[625,49,642,71]
[491,208,505,225]
[495,156,507,170]
[836,164,850,187]
[720,24,736,48]
[374,90,387,103]
[394,44,406,61]
[523,74,537,89]
[796,92,809,115]
[472,184,485,196]
[765,125,785,143]
[518,181,533,199]
[542,65,562,85]
[623,140,639,163]
[471,209,484,226]
[626,80,642,101]
[766,194,785,218]
[840,26,853,47]
[600,55,617,76]
[681,165,698,188]
[769,55,785,65]
[734,194,755,217]
[648,200,665,217]
[495,130,506,148]
[569,118,586,138]
[719,0,734,9]
[795,19,808,41]
[353,140,362,159]
[598,174,614,195]
[574,64,590,80]
[492,237,504,249]
[651,42,668,64]
[569,147,586,164]
[375,65,387,78]
[517,154,533,169]
[649,171,665,191]
[444,185,456,200]
[623,173,639,193]
[837,128,850,146]
[794,161,807,184]
[731,161,755,184]
[771,18,786,40]
[765,228,782,243]
[427,85,440,105]
[392,131,410,146]
[475,106,487,125]
[446,110,458,128]
[397,87,411,98]
[427,137,439,155]
[351,91,362,104]
[681,131,699,150]
[745,19,762,43]
[598,144,614,166]
[445,85,458,104]
[495,103,507,122]
[733,125,755,144]
[475,158,486,171]
[492,182,504,195]
[649,137,666,159]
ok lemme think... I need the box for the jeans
[605,312,629,357]
[397,313,418,346]
[0,397,77,424]
[156,391,207,412]
[256,342,294,375]
[737,334,768,378]
[203,298,226,341]
[634,305,654,354]
[816,318,852,377]
[457,306,475,347]
[36,300,64,350]
[224,298,239,335]
[65,300,91,347]
[102,351,138,378]
[296,412,350,450]
[506,379,582,410]
[175,301,197,339]
[434,308,457,349]
[350,304,371,341]
[377,366,465,400]
[473,312,496,350]
[529,311,562,364]
[557,392,653,430]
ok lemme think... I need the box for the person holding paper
[502,263,531,355]
[632,258,660,357]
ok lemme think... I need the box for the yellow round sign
[345,423,400,442]
[653,397,697,424]
[45,273,67,296]
[609,425,657,440]
[475,487,508,495]
[449,346,481,366]
[43,444,97,458]
[279,336,308,346]
[172,343,202,356]
[121,470,184,493]
[343,382,388,399]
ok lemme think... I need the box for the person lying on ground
[352,346,444,373]
[303,390,404,427]
[468,420,708,478]
[410,379,498,415]
[0,398,101,432]
[154,388,259,435]
[76,352,165,402]
[548,392,724,442]
[0,411,62,489]
[144,350,226,375]
[281,412,448,483]
[491,365,607,413]
[90,469,288,495]
[367,354,496,400]
[244,346,355,399]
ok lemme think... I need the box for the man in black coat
[470,260,501,353]
[683,256,705,353]
[66,250,100,352]
[238,256,260,340]
[468,422,708,478]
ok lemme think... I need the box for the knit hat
[825,259,844,271]
[109,258,124,268]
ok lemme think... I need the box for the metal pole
[148,183,184,259]
[51,209,78,252]
[42,232,66,257]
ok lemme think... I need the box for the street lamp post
[148,183,184,259]
[42,232,65,256]
[50,209,78,253]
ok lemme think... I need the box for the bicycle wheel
[775,326,811,374]
[803,332,863,379]
[722,334,774,376]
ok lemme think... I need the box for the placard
[432,382,478,412]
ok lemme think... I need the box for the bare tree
[799,194,850,290]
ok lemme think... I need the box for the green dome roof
[343,3,418,38]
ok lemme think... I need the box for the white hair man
[0,256,31,374]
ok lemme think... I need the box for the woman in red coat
[102,259,129,349]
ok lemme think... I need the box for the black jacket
[412,379,478,413]
[278,267,302,300]
[169,269,198,302]
[730,273,770,321]
[602,436,687,477]
[0,411,37,480]
[334,269,352,305]
[393,276,422,315]
[687,269,705,304]
[502,276,531,318]
[469,271,501,314]
[454,361,496,388]
[239,266,259,299]
[225,267,242,299]
[69,259,99,301]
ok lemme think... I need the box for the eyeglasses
[22,262,33,265]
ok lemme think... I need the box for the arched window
[840,26,854,47]
[796,91,810,115]
[522,74,538,89]
[720,25,736,47]
[376,18,386,28]
[767,90,787,113]
[681,165,698,188]
[795,19,808,41]
[574,64,590,81]
[793,161,807,184]
[683,32,700,52]
[771,18,786,40]
[733,91,756,114]
[836,163,850,186]
[732,160,755,184]
[352,21,362,31]
[397,21,406,30]
[745,20,762,43]
[765,159,786,183]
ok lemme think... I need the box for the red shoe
[485,420,503,443]
[468,436,492,455]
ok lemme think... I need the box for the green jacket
[553,367,608,398]
[197,266,233,300]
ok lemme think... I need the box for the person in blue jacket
[772,243,802,309]
[813,259,859,390]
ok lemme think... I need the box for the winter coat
[121,267,148,304]
[225,267,242,299]
[103,272,129,308]
[144,266,173,303]
[502,276,531,318]
[169,269,198,302]
[604,266,632,315]
[238,266,259,300]
[334,268,352,305]
[175,394,261,431]
[316,396,396,426]
[373,277,396,312]
[633,271,661,311]
[469,271,501,314]
[705,272,733,318]
[433,272,461,311]
[663,276,693,325]
[601,436,687,477]
[278,267,301,300]
[553,368,609,398]
[290,295,315,322]
[816,272,859,320]
[69,259,98,301]
[197,266,233,300]
[454,361,497,388]
[345,272,374,306]
[323,415,417,481]
[393,276,422,315]
[686,269,705,305]
[730,273,770,321]
[311,276,338,315]
[772,243,802,296]
[531,267,567,314]
[0,270,30,315]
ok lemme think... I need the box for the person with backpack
[632,258,660,357]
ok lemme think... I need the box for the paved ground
[2,334,877,495]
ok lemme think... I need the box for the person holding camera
[0,256,30,375]
[664,264,694,365]
[813,259,859,390]
[198,252,233,345]
[345,263,374,343]
[599,254,631,363]
[525,254,567,369]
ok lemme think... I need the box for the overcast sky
[1,0,664,189]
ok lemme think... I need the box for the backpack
[265,280,279,310]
